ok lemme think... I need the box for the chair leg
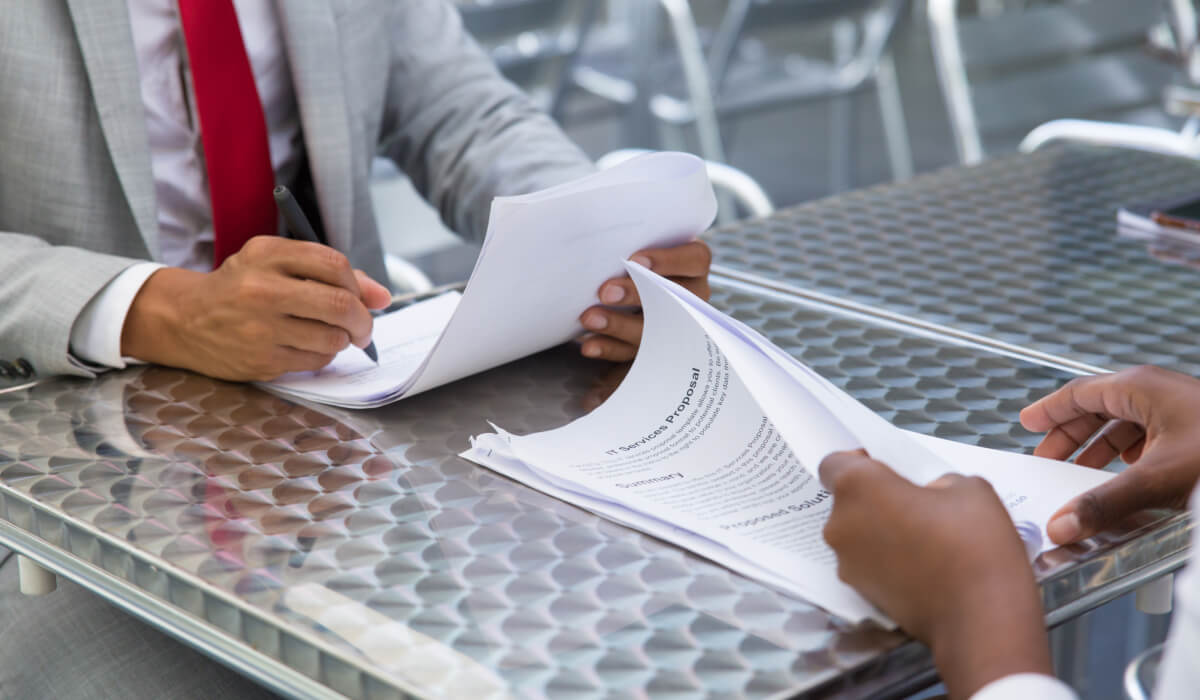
[875,52,914,181]
[658,0,727,166]
[829,18,858,193]
[657,120,690,154]
[621,0,662,148]
[658,0,736,222]
[928,0,985,164]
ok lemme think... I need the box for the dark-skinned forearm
[929,577,1052,699]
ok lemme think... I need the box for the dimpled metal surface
[707,145,1200,374]
[0,281,1189,699]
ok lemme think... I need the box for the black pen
[273,185,379,364]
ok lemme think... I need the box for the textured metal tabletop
[0,280,1189,699]
[707,145,1200,375]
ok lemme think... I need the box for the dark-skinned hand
[578,240,712,362]
[1020,365,1200,544]
[820,450,1052,699]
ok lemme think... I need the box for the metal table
[0,278,1190,698]
[707,144,1200,375]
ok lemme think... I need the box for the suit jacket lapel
[275,2,355,253]
[65,0,159,258]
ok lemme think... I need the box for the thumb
[1046,453,1183,544]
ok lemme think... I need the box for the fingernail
[631,255,652,269]
[582,312,608,331]
[582,344,602,358]
[1047,513,1082,544]
[600,286,625,304]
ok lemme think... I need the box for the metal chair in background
[1124,642,1165,700]
[573,0,915,194]
[1015,0,1200,159]
[371,1,602,292]
[928,0,1177,164]
[457,0,600,120]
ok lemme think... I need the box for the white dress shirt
[969,673,1076,700]
[1145,486,1200,698]
[70,0,302,368]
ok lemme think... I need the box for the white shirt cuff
[69,262,166,369]
[970,673,1077,700]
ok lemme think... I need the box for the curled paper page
[265,152,718,408]
[462,264,1114,624]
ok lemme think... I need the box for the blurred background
[376,3,1196,696]
[376,0,1198,287]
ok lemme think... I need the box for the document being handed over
[461,263,1114,624]
[265,152,717,408]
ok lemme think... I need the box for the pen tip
[364,342,379,364]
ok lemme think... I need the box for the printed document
[461,263,1114,624]
[265,152,718,408]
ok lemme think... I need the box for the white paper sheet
[262,152,718,408]
[267,292,462,406]
[462,262,1115,624]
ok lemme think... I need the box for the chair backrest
[738,0,882,32]
[705,0,905,94]
[929,0,1175,163]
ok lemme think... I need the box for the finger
[579,334,638,362]
[1045,454,1183,544]
[630,240,712,278]
[580,307,643,347]
[273,241,363,298]
[276,317,352,357]
[597,277,640,307]
[278,278,375,348]
[1121,436,1146,464]
[595,273,711,309]
[669,275,711,302]
[354,270,392,310]
[1031,412,1107,461]
[1019,375,1105,432]
[1075,420,1146,469]
[818,449,885,493]
[1020,370,1159,434]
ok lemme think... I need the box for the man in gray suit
[0,0,712,384]
[0,0,712,695]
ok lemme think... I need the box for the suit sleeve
[378,0,596,242]
[0,232,145,379]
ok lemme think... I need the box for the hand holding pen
[120,224,390,382]
[275,185,380,364]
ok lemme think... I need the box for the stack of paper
[462,263,1114,624]
[265,152,718,408]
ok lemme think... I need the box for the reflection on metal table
[0,280,1190,698]
[707,144,1200,375]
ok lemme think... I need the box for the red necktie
[177,0,277,269]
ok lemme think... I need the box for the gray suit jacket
[0,0,594,378]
